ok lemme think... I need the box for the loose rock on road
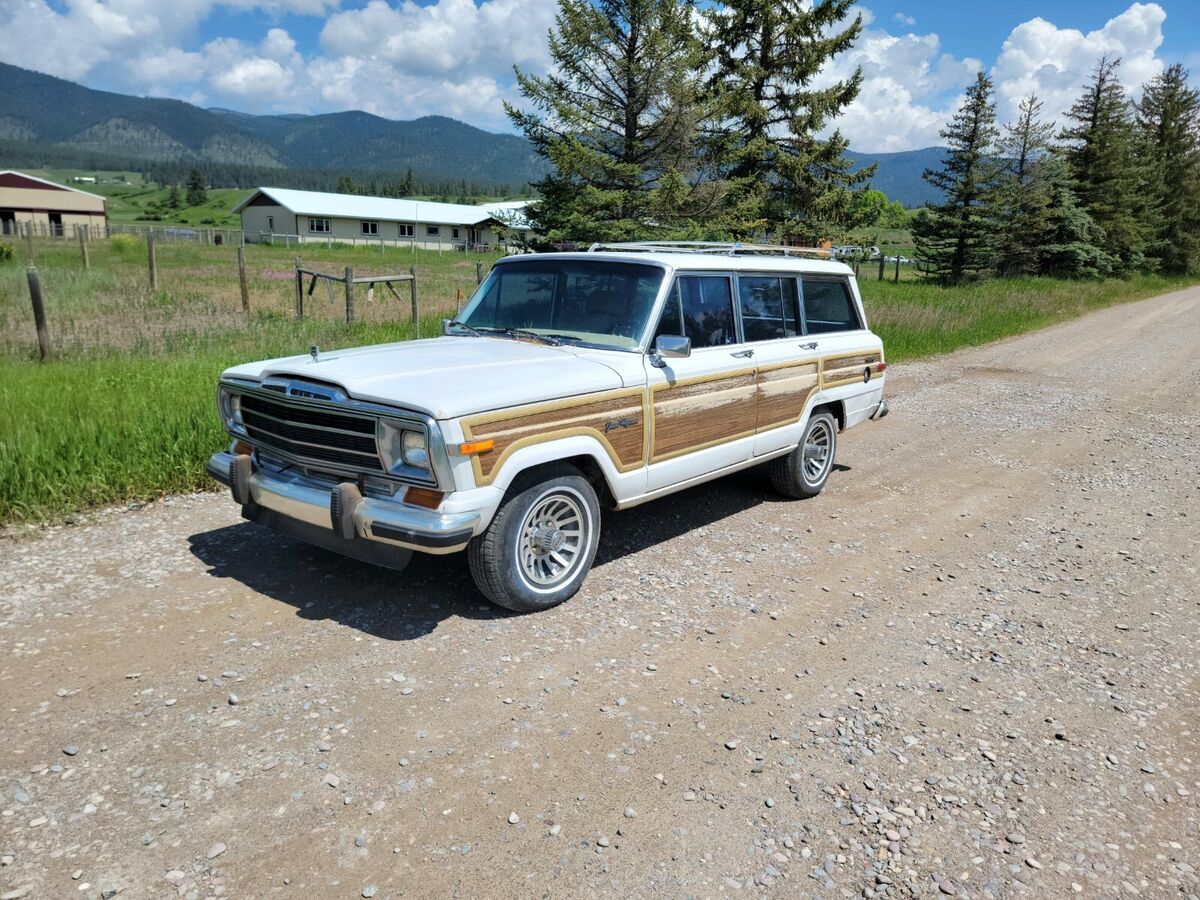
[2,287,1199,898]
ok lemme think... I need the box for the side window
[656,276,736,348]
[738,276,801,342]
[801,278,860,334]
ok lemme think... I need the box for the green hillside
[0,62,547,189]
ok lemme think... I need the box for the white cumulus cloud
[991,2,1165,128]
[0,0,1178,144]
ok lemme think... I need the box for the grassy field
[1,233,1195,524]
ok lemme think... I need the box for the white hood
[221,336,640,419]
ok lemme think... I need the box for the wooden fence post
[237,246,250,313]
[294,256,304,320]
[894,255,901,283]
[25,221,34,263]
[409,265,419,335]
[344,266,354,323]
[878,255,885,281]
[147,233,158,290]
[26,266,51,362]
[79,226,90,270]
[475,261,483,285]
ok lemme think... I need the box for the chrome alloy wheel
[515,487,590,592]
[802,418,834,485]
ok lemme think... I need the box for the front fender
[478,433,641,500]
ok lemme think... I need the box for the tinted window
[801,278,860,333]
[738,276,800,342]
[656,276,736,348]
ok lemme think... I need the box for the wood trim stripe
[457,348,883,485]
[461,388,647,486]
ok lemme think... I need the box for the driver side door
[644,273,759,492]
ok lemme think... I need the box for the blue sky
[4,1,1197,151]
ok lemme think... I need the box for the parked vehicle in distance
[208,242,889,611]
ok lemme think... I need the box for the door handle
[730,348,754,358]
[800,342,818,350]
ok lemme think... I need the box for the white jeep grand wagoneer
[208,242,888,611]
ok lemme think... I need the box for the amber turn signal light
[404,487,444,509]
[458,439,495,455]
[233,440,254,455]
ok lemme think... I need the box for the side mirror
[649,334,691,368]
[441,318,452,335]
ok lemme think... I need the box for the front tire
[769,410,838,498]
[468,465,601,612]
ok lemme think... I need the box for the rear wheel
[768,410,837,498]
[468,465,601,612]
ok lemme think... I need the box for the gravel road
[2,287,1199,900]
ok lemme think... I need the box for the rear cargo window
[801,279,860,333]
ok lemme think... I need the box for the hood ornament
[310,344,319,363]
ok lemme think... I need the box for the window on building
[426,225,440,237]
[309,218,331,233]
[452,227,461,239]
[398,223,415,237]
[800,278,861,333]
[738,276,801,342]
[361,221,378,235]
[266,216,274,231]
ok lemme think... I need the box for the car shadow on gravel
[186,463,851,639]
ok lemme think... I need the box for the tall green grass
[860,274,1196,361]
[0,318,432,522]
[1,247,1196,524]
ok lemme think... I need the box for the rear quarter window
[801,278,861,334]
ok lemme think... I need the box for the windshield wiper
[444,319,484,337]
[476,327,561,346]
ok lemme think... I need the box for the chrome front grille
[239,392,385,473]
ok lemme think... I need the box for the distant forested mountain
[847,148,948,208]
[0,62,547,191]
[1,62,946,207]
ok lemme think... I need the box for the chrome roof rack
[586,240,833,259]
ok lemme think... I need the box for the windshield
[456,259,665,350]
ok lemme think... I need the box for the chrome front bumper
[207,451,479,560]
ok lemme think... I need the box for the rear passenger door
[644,273,759,491]
[737,273,824,456]
[802,276,884,430]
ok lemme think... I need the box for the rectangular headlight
[401,430,430,469]
[377,420,430,473]
[218,387,243,431]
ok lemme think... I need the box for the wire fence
[0,231,504,360]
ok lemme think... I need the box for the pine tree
[1059,56,1149,274]
[1036,156,1110,278]
[336,175,357,195]
[185,169,207,206]
[167,184,182,210]
[993,94,1055,277]
[705,0,873,240]
[507,0,729,242]
[913,72,1002,285]
[1136,63,1200,274]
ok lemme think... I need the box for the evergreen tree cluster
[915,58,1200,284]
[506,0,878,244]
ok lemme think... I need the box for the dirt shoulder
[1,286,1198,899]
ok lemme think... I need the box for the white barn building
[234,187,532,250]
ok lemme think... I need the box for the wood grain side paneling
[822,351,882,388]
[755,360,820,432]
[462,389,647,485]
[650,369,758,462]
